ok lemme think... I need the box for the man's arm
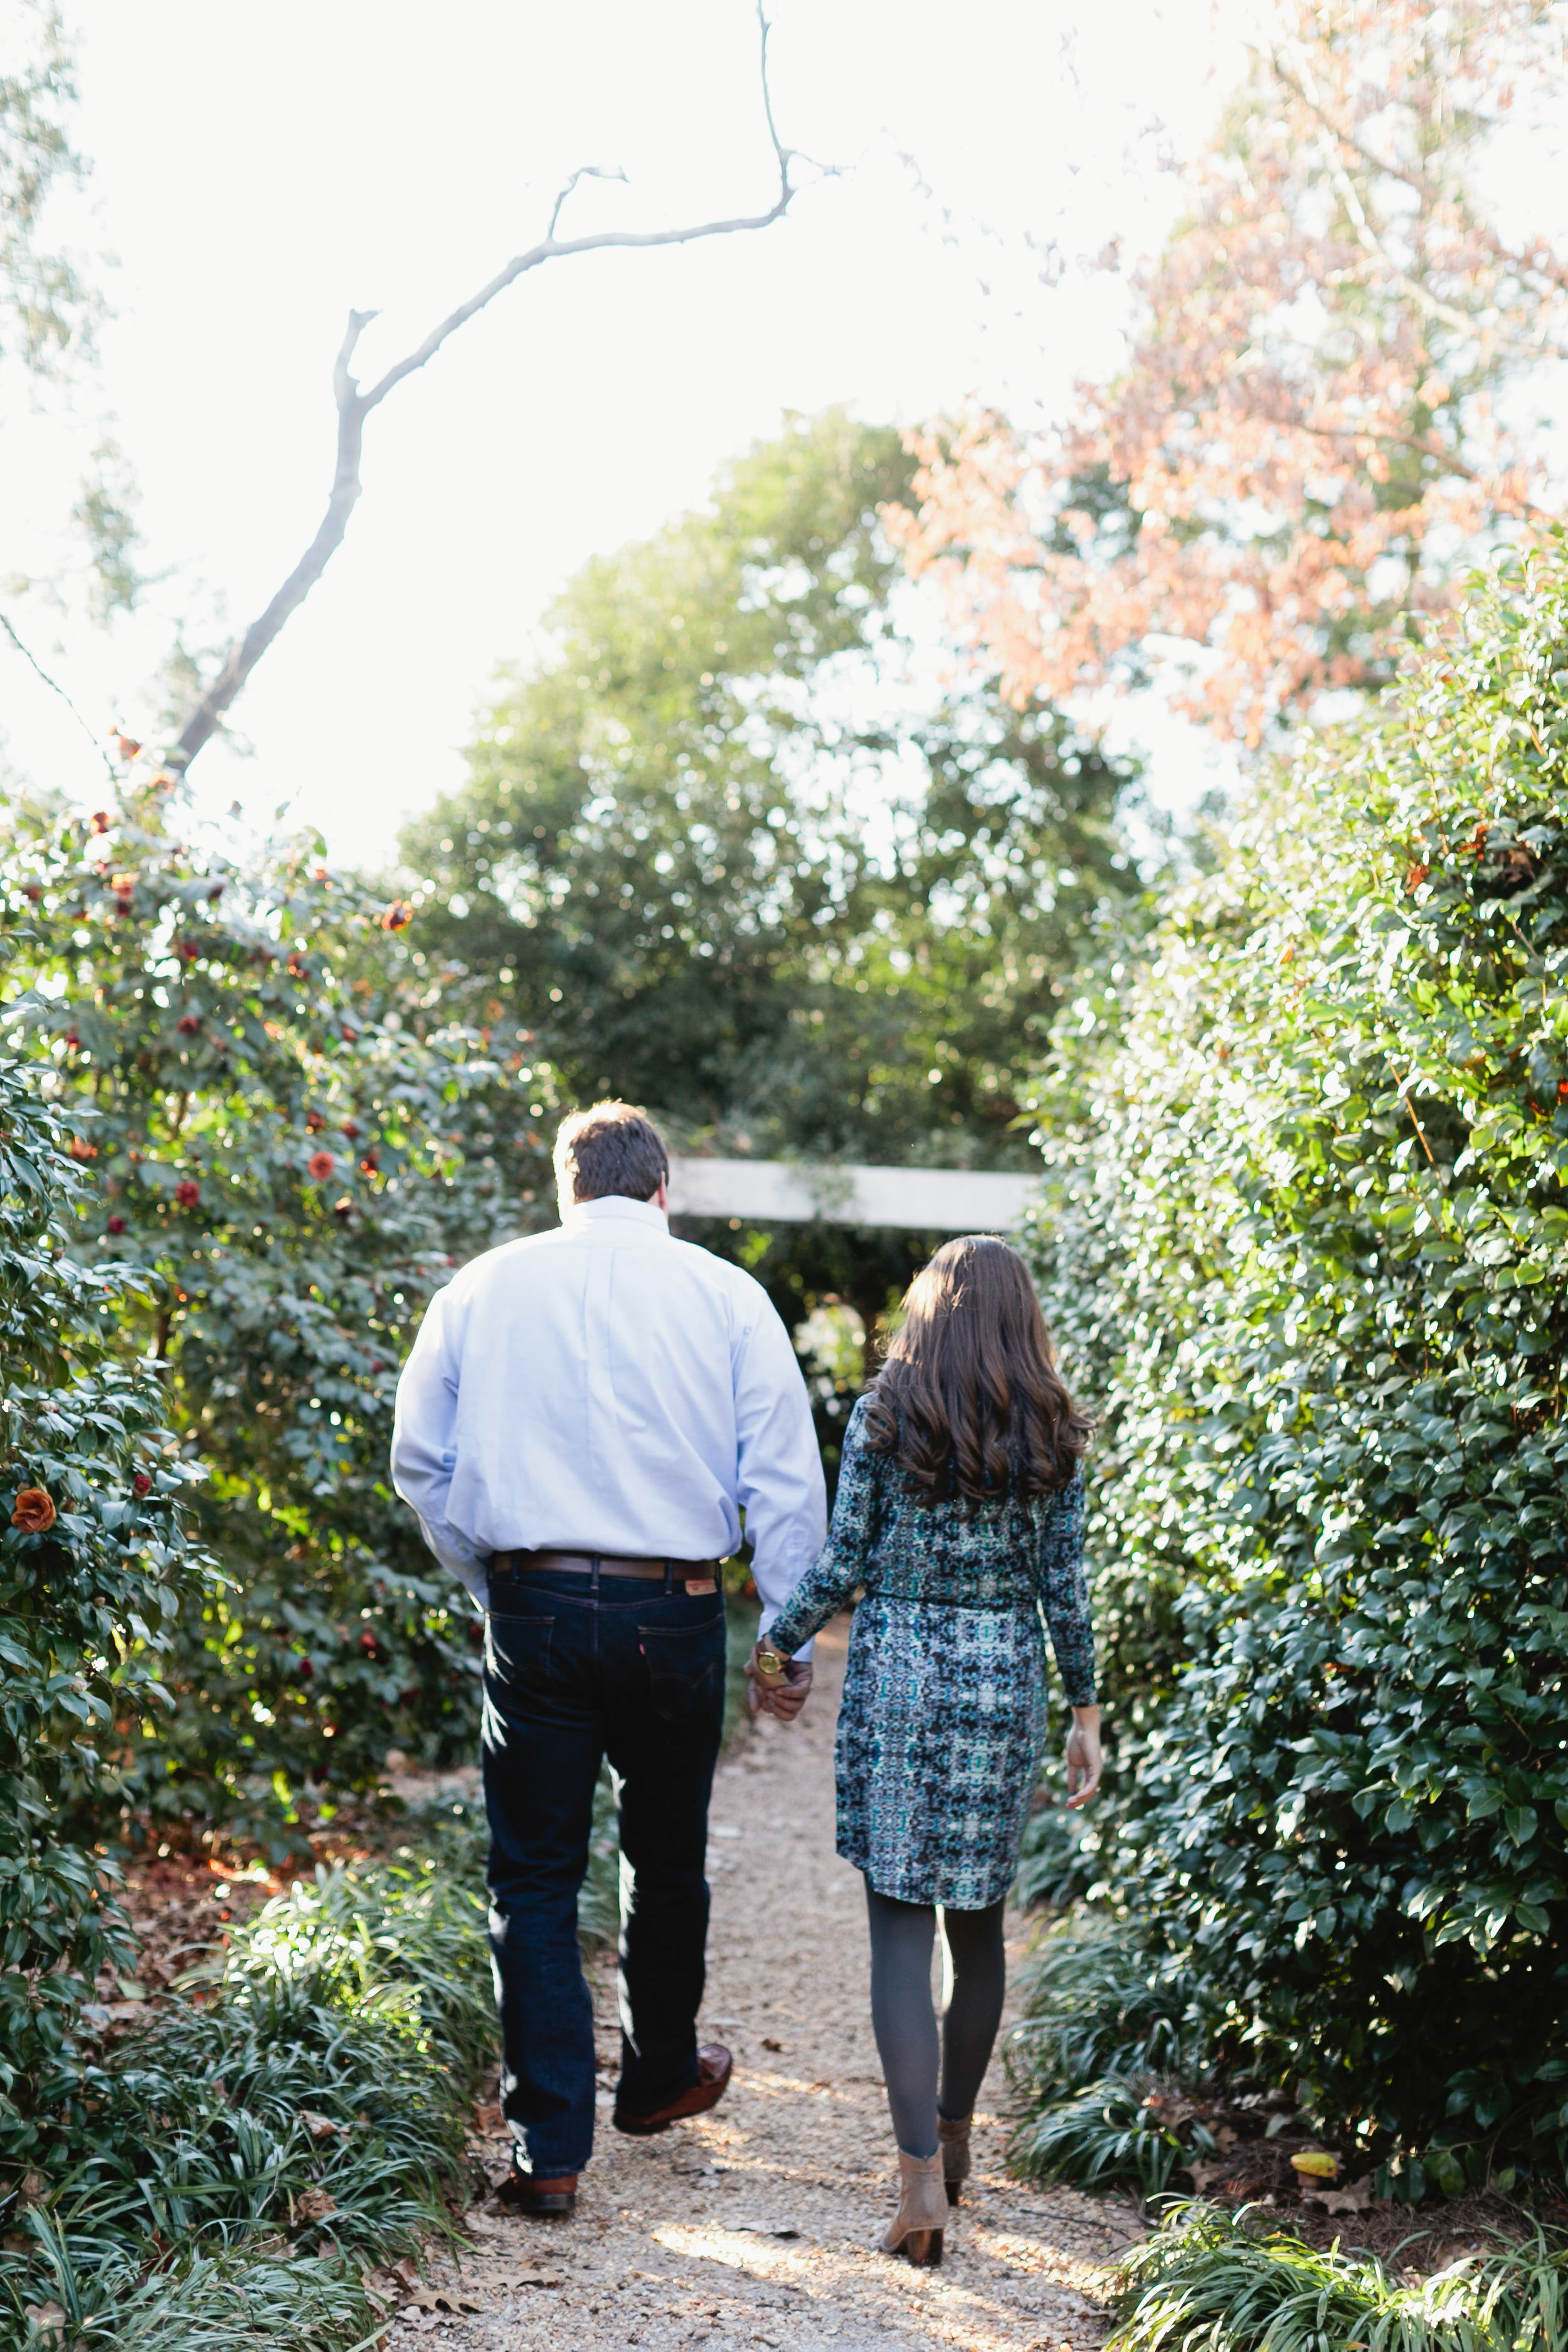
[390,1283,491,1610]
[732,1296,827,1656]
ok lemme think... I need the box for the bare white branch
[168,3,816,778]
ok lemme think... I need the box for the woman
[748,1236,1101,2268]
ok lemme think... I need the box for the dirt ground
[396,1616,1132,2350]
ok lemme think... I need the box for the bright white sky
[3,0,1249,865]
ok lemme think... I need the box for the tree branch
[167,1,810,778]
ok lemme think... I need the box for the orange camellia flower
[12,1487,57,1534]
[381,900,413,931]
[67,1136,98,1162]
[309,1150,335,1180]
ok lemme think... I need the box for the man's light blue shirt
[389,1194,827,1650]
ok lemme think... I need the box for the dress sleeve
[1036,1466,1096,1706]
[765,1397,881,1656]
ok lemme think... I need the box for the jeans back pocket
[638,1614,725,1732]
[485,1611,555,1700]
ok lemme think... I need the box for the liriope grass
[0,1843,495,2351]
[1108,2203,1568,2352]
[1006,1914,1221,2193]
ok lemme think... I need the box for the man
[391,1101,823,2216]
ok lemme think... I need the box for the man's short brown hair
[554,1101,669,1204]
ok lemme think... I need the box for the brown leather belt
[492,1548,720,1587]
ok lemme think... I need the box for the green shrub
[1,1846,495,2349]
[1024,541,1568,2169]
[0,1058,214,2173]
[0,785,557,1846]
[1108,2203,1568,2352]
[1005,1920,1220,2193]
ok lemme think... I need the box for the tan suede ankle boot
[881,2148,946,2266]
[938,2112,972,2206]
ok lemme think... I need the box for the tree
[0,1059,213,2166]
[888,0,1568,746]
[152,4,822,780]
[0,1,92,373]
[1020,541,1568,2176]
[0,776,552,1848]
[401,407,1136,1481]
[403,408,1133,1167]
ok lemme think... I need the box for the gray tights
[863,1881,1007,2159]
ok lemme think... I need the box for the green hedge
[0,1059,213,2170]
[1023,542,1568,2175]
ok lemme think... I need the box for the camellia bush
[1022,542,1568,2185]
[0,778,558,1849]
[0,1057,213,2169]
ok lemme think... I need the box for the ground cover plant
[0,1836,494,2349]
[1017,541,1568,2205]
[1107,2202,1568,2352]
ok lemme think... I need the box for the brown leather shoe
[612,2043,733,2136]
[495,2162,578,2216]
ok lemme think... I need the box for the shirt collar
[563,1194,669,1236]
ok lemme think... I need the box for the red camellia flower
[177,1014,200,1036]
[68,1135,98,1162]
[107,1214,126,1236]
[63,1029,79,1049]
[305,1109,326,1132]
[381,900,413,931]
[359,1628,382,1660]
[177,940,199,961]
[297,1655,314,1680]
[113,732,141,761]
[89,811,112,835]
[132,1471,152,1496]
[11,1487,56,1534]
[341,1121,360,1141]
[309,1150,335,1180]
[332,1196,353,1219]
[359,1153,378,1175]
[174,1179,200,1209]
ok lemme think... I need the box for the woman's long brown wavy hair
[861,1235,1090,1503]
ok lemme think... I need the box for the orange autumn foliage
[887,0,1568,744]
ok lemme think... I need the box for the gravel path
[393,1617,1130,2351]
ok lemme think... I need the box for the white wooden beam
[667,1158,1036,1232]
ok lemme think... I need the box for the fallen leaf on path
[472,2100,505,2131]
[401,2288,484,2314]
[293,2187,339,2223]
[23,2304,68,2344]
[1187,2158,1234,2193]
[1303,2175,1375,2213]
[761,2037,783,2052]
[298,2110,341,2142]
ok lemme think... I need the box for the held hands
[1064,1705,1103,1808]
[744,1644,813,1724]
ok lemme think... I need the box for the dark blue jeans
[482,1563,726,2176]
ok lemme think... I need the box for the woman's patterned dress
[765,1394,1096,1910]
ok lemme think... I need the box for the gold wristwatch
[754,1641,788,1680]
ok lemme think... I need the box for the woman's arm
[759,1401,881,1658]
[1037,1468,1102,1806]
